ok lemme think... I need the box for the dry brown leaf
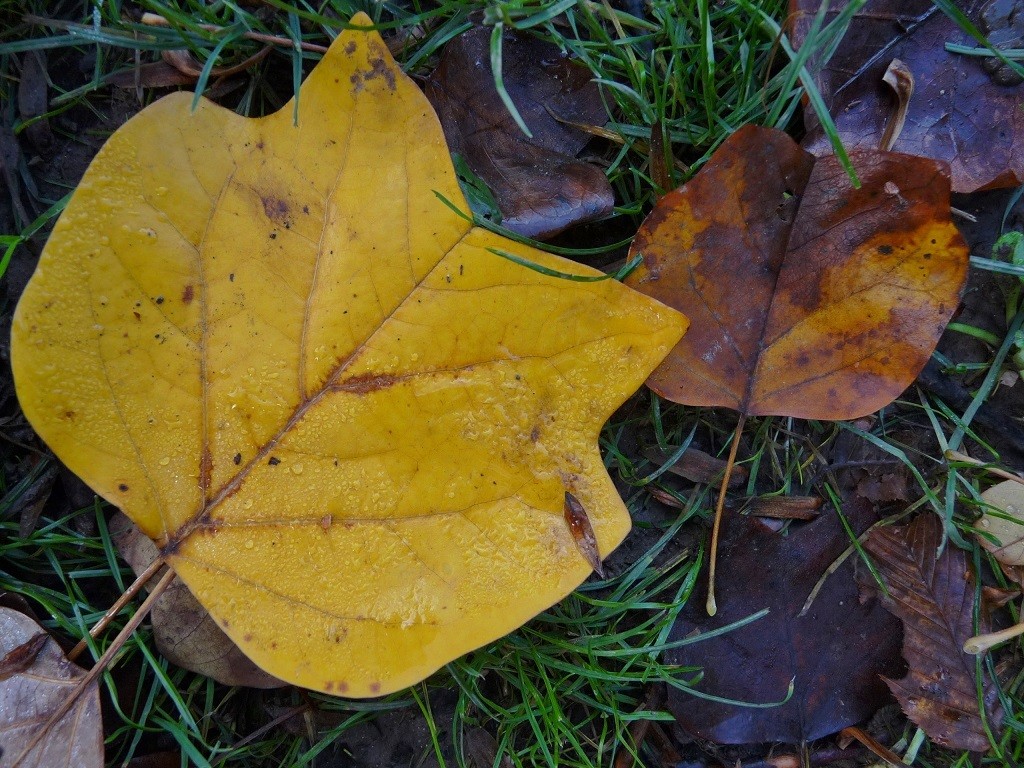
[865,514,1001,751]
[0,608,103,768]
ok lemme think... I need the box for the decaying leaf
[10,15,686,696]
[977,479,1024,565]
[865,514,1001,751]
[666,501,903,743]
[109,513,285,688]
[625,124,967,419]
[793,0,1024,192]
[644,446,749,487]
[0,608,103,768]
[424,26,614,238]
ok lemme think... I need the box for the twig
[140,12,329,53]
[67,556,165,662]
[11,567,176,768]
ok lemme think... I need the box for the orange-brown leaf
[625,124,968,419]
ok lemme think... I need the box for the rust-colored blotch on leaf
[9,14,686,696]
[625,124,968,420]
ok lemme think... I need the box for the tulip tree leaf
[10,15,686,697]
[625,124,968,420]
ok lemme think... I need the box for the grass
[3,0,1024,766]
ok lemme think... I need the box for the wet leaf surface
[109,513,285,688]
[666,499,903,743]
[865,514,1001,751]
[625,124,968,419]
[0,608,103,768]
[794,0,1024,192]
[10,15,685,696]
[424,26,614,238]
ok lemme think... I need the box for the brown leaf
[865,514,1001,751]
[109,514,285,689]
[666,499,903,743]
[424,26,613,238]
[625,124,968,419]
[104,61,198,89]
[744,495,821,520]
[793,0,1024,192]
[0,608,103,767]
[563,492,604,577]
[644,446,749,487]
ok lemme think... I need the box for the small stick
[140,13,330,53]
[10,567,176,768]
[68,556,165,662]
[707,414,746,616]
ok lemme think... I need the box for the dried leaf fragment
[563,492,604,578]
[0,608,103,768]
[10,14,686,697]
[865,514,1001,751]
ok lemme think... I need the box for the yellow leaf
[11,15,686,696]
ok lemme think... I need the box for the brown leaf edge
[865,514,1002,751]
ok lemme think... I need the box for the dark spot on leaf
[877,244,893,254]
[200,448,212,491]
[233,453,242,465]
[344,41,356,54]
[155,296,164,304]
[369,682,381,693]
[243,633,253,642]
[182,284,194,304]
[269,456,281,466]
[118,483,129,492]
[133,311,141,321]
[530,426,540,442]
[325,681,334,692]
[261,195,290,226]
[229,273,235,281]
[338,681,348,693]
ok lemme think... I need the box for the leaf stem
[67,555,166,662]
[11,567,176,768]
[706,414,745,616]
